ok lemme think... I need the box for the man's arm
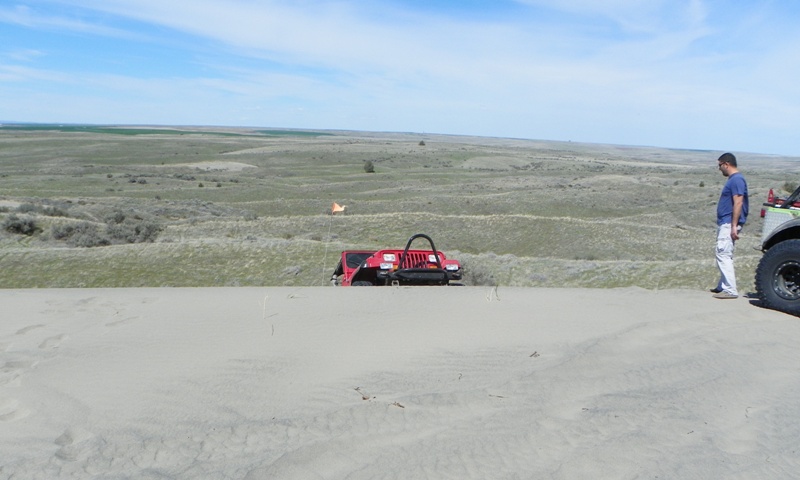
[731,194,744,240]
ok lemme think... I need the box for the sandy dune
[1,287,799,479]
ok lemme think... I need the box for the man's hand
[731,194,744,241]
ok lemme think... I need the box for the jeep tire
[755,238,800,315]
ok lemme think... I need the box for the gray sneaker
[712,291,738,299]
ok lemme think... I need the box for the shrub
[3,214,40,236]
[460,259,496,286]
[105,210,126,224]
[50,223,75,241]
[51,217,162,247]
[72,227,111,247]
[52,222,109,247]
[17,203,38,214]
[16,203,68,217]
[106,221,162,243]
[363,160,375,173]
[41,205,68,217]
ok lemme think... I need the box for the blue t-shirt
[717,172,748,226]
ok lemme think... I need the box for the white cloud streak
[0,3,147,40]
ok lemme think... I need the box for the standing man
[712,152,749,299]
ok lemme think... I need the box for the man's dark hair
[718,152,737,167]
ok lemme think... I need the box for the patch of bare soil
[170,161,257,171]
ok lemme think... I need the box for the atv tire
[755,239,800,316]
[352,281,373,286]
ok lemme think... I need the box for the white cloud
[1,0,799,154]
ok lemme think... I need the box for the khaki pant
[715,223,741,296]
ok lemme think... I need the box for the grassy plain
[1,125,798,290]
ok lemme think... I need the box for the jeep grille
[400,252,436,268]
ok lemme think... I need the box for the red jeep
[331,234,463,286]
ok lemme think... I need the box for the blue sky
[1,1,799,155]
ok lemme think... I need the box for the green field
[1,125,797,289]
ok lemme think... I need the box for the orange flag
[331,202,346,214]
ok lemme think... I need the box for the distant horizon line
[2,120,786,158]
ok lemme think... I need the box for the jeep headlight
[382,253,396,262]
[428,254,439,263]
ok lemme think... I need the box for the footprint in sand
[0,368,20,387]
[39,334,68,350]
[54,427,97,461]
[15,324,46,335]
[0,359,38,387]
[0,397,31,421]
[106,316,138,327]
[3,359,38,370]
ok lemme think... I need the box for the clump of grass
[282,266,302,276]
